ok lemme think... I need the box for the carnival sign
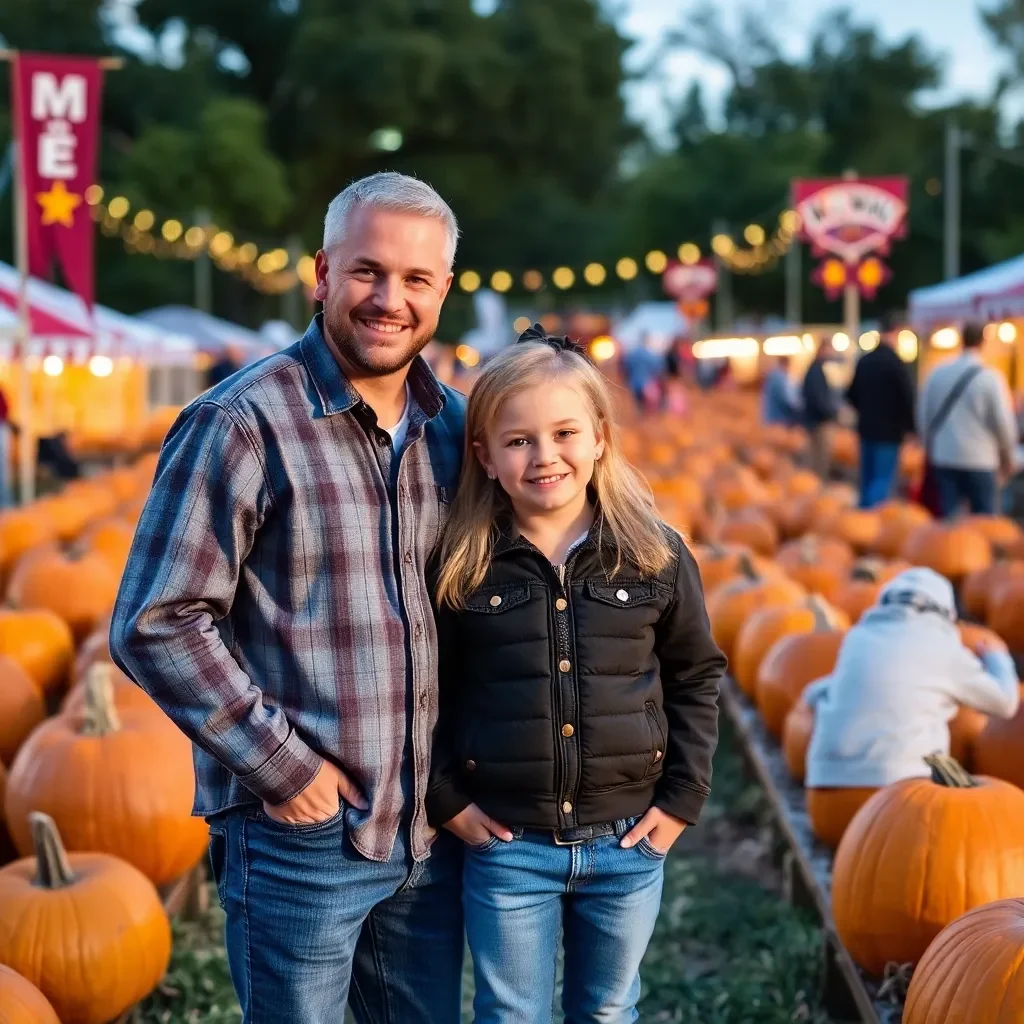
[662,259,718,301]
[12,53,105,310]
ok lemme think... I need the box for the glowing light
[89,355,114,377]
[459,270,481,293]
[711,234,734,257]
[84,184,104,205]
[256,253,276,274]
[455,344,480,368]
[42,355,64,377]
[831,332,851,352]
[107,196,129,219]
[897,329,919,362]
[615,258,638,281]
[184,226,206,248]
[999,322,1017,343]
[931,327,960,350]
[552,267,576,290]
[779,209,801,233]
[678,243,700,265]
[590,336,617,362]
[490,270,513,293]
[513,316,532,334]
[583,263,606,286]
[238,242,258,264]
[802,333,816,351]
[369,127,403,152]
[762,335,803,356]
[523,270,544,291]
[645,250,668,274]
[859,331,880,352]
[133,209,155,231]
[744,224,765,246]
[210,231,234,257]
[296,255,316,288]
[692,337,760,360]
[161,219,183,242]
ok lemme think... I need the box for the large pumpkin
[693,544,780,595]
[6,549,120,643]
[831,558,909,623]
[781,696,814,783]
[755,614,847,736]
[774,535,854,600]
[77,518,135,578]
[901,522,993,584]
[706,558,805,660]
[60,664,161,718]
[732,596,849,698]
[964,514,1023,553]
[961,561,1024,625]
[0,658,46,766]
[0,511,55,582]
[870,501,932,559]
[904,898,1024,1024]
[715,508,779,556]
[0,610,74,697]
[972,689,1024,790]
[832,755,1024,974]
[818,506,882,553]
[5,667,207,886]
[0,812,171,1024]
[986,575,1024,652]
[0,965,60,1024]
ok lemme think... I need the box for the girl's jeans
[463,817,665,1024]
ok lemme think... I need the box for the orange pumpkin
[73,624,114,683]
[706,559,806,661]
[986,575,1024,652]
[0,609,74,697]
[776,491,851,540]
[716,507,779,556]
[961,561,1024,625]
[5,666,208,886]
[830,559,887,623]
[6,548,120,643]
[870,501,933,559]
[77,517,135,578]
[0,812,171,1024]
[781,696,814,783]
[817,506,882,553]
[964,514,1023,552]
[904,898,1024,1024]
[806,785,879,850]
[0,657,46,767]
[832,755,1024,974]
[732,596,850,698]
[60,664,160,717]
[694,544,780,594]
[0,510,55,581]
[774,535,853,600]
[901,522,993,584]
[755,615,847,736]
[0,964,61,1024]
[972,689,1024,790]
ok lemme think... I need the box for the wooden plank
[719,677,886,1024]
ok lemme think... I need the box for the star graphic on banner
[36,181,82,228]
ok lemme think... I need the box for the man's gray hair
[323,172,460,271]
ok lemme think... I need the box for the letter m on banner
[12,53,105,311]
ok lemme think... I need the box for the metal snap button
[558,659,571,673]
[654,750,663,762]
[561,723,575,738]
[489,595,502,607]
[555,598,568,612]
[562,800,573,813]
[616,589,629,602]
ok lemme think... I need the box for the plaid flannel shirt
[109,315,465,862]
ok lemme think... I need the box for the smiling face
[313,204,453,378]
[476,379,605,521]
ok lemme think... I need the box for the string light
[552,267,576,290]
[458,270,481,293]
[490,270,513,293]
[645,250,668,274]
[583,263,606,286]
[523,269,544,291]
[616,258,638,281]
[678,243,701,265]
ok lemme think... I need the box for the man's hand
[263,760,368,825]
[620,806,687,854]
[443,803,514,846]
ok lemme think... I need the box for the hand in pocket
[443,803,514,846]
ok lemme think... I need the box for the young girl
[426,327,727,1023]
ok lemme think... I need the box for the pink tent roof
[0,288,92,341]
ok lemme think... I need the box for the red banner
[13,52,104,310]
[791,177,908,265]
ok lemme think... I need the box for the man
[917,321,1018,517]
[109,172,467,1023]
[845,314,916,508]
[801,339,840,479]
[761,355,801,427]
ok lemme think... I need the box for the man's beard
[323,303,436,378]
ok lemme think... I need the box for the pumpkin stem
[925,753,978,788]
[29,812,76,889]
[851,558,882,583]
[807,594,840,629]
[81,663,121,736]
[799,534,818,564]
[737,552,760,581]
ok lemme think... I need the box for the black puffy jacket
[425,524,726,831]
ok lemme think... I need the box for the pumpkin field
[0,385,1023,1021]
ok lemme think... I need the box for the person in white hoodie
[804,566,1019,848]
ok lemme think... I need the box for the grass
[138,720,830,1023]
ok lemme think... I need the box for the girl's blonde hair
[436,340,673,608]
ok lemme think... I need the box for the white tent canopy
[909,253,1024,327]
[611,302,689,354]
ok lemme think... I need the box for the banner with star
[12,52,104,310]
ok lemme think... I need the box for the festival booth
[0,261,198,448]
[908,255,1024,394]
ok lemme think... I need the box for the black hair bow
[516,322,592,362]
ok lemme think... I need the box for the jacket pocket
[207,825,228,909]
[643,700,666,780]
[586,581,658,608]
[465,583,532,614]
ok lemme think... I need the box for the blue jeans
[207,805,464,1024]
[463,819,665,1024]
[858,441,901,509]
[934,466,998,517]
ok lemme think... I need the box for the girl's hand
[444,803,515,846]
[619,807,687,854]
[973,634,1009,657]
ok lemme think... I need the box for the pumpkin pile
[0,442,205,1021]
[622,387,1024,1016]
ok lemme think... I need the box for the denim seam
[366,909,394,1022]
[240,815,254,1019]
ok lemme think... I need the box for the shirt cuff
[238,729,324,806]
[654,782,711,827]
[425,777,473,828]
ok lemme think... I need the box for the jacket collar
[491,504,609,559]
[299,312,447,420]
